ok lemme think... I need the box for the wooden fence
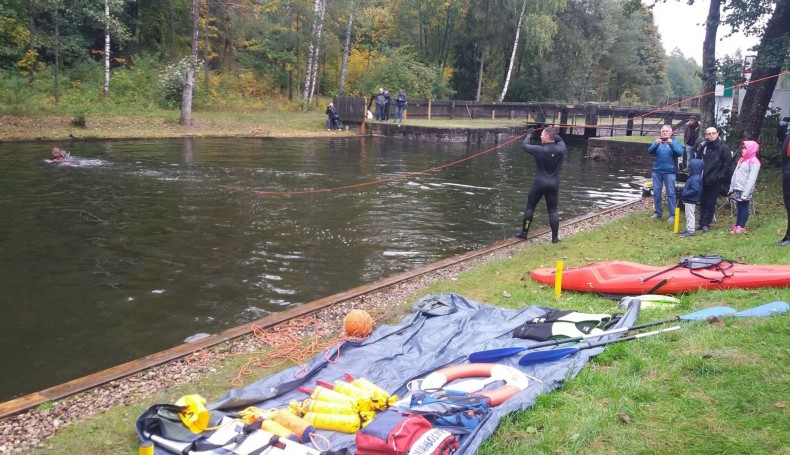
[333,96,701,138]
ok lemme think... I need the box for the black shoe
[778,238,790,247]
[515,231,528,239]
[551,238,561,243]
[695,224,702,231]
[701,226,710,233]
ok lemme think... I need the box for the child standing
[680,158,703,237]
[728,140,761,233]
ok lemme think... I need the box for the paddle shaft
[520,315,682,351]
[581,325,681,351]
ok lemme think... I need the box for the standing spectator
[325,103,341,130]
[516,125,567,243]
[679,159,703,237]
[728,140,761,233]
[778,133,790,246]
[647,125,684,223]
[374,88,386,121]
[383,89,392,121]
[682,116,700,169]
[395,90,408,123]
[695,127,733,233]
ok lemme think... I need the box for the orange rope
[229,307,388,388]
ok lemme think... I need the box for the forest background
[0,0,789,139]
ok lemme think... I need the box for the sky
[650,1,760,64]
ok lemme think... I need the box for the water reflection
[0,136,641,400]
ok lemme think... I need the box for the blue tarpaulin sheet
[140,293,640,454]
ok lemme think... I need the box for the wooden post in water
[584,102,599,138]
[559,108,568,135]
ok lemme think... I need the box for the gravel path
[0,198,650,454]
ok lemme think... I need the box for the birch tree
[180,0,200,125]
[337,5,353,95]
[302,0,326,103]
[497,0,527,102]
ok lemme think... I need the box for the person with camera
[647,125,684,223]
[695,127,733,233]
[515,124,566,243]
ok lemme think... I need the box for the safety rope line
[224,70,789,197]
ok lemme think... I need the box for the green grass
[32,169,790,454]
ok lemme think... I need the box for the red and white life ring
[419,363,529,406]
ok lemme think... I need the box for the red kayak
[531,260,790,294]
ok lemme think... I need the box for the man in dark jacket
[695,127,733,232]
[779,133,790,246]
[682,116,700,169]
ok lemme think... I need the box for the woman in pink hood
[728,140,761,233]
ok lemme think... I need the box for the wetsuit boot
[549,211,560,243]
[515,219,531,239]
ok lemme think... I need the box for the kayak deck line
[0,197,643,420]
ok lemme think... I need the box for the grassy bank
[30,168,789,454]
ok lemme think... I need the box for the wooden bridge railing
[333,96,700,138]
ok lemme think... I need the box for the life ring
[419,363,529,406]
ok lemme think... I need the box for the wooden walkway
[334,96,701,138]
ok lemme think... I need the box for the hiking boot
[701,226,710,233]
[778,238,790,247]
[679,231,695,237]
[667,216,675,224]
[650,213,661,219]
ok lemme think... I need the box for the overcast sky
[650,1,759,64]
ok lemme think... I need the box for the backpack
[355,409,458,455]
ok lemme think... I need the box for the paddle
[732,301,788,317]
[517,326,681,366]
[516,301,788,367]
[468,306,735,363]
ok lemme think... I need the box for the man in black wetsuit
[516,125,566,243]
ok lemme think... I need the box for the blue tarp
[198,293,640,454]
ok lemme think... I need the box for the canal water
[0,136,644,401]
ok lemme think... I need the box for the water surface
[0,136,642,400]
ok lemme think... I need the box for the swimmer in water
[51,147,70,162]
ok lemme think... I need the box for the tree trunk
[54,5,60,104]
[338,9,353,95]
[180,0,200,126]
[737,0,790,141]
[497,0,527,103]
[103,0,110,97]
[303,0,326,103]
[699,0,720,130]
[204,0,210,97]
[476,46,485,102]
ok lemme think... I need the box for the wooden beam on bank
[0,198,643,420]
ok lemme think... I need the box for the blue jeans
[326,118,340,130]
[376,105,385,121]
[652,171,677,218]
[736,199,750,227]
[684,145,696,168]
[395,105,405,122]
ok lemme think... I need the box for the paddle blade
[733,301,789,318]
[469,347,528,363]
[518,347,579,366]
[680,306,736,321]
